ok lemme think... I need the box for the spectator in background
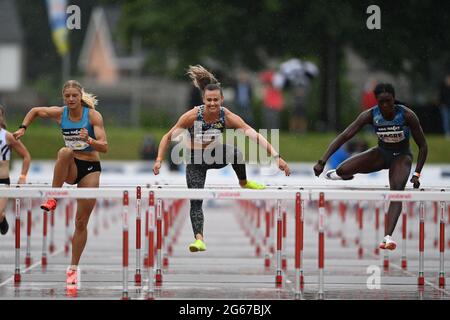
[260,70,284,129]
[273,58,319,133]
[187,84,204,111]
[140,135,158,160]
[290,86,308,133]
[141,134,179,171]
[438,74,450,138]
[361,78,378,111]
[328,138,369,169]
[233,70,254,126]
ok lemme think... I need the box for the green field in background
[15,126,450,164]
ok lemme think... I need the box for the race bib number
[376,129,405,143]
[62,128,89,150]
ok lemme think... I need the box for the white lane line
[387,260,450,296]
[0,248,66,287]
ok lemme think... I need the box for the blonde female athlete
[13,80,108,286]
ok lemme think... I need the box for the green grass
[15,125,450,163]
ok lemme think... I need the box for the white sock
[325,169,343,180]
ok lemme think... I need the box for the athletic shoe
[66,266,81,287]
[41,198,57,212]
[66,285,78,298]
[325,169,354,180]
[243,180,266,190]
[379,235,397,250]
[325,169,340,180]
[188,239,206,252]
[0,217,9,235]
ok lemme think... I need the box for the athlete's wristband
[413,172,421,178]
[86,137,93,145]
[19,124,27,130]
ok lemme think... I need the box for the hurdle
[155,198,163,285]
[282,206,287,270]
[418,200,425,285]
[135,187,142,285]
[294,192,304,297]
[275,200,283,287]
[147,191,155,295]
[148,187,299,289]
[1,185,447,299]
[374,202,380,255]
[309,189,449,299]
[25,199,32,268]
[14,199,21,283]
[401,201,408,269]
[122,191,129,299]
[64,201,72,256]
[264,201,272,268]
[438,197,446,287]
[41,208,48,267]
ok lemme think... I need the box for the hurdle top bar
[4,183,450,192]
[0,187,448,202]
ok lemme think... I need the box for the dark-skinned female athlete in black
[313,83,428,250]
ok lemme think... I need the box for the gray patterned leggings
[186,144,247,237]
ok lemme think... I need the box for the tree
[114,0,450,130]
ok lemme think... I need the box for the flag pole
[62,47,70,82]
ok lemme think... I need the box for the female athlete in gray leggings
[153,65,291,252]
[186,144,247,236]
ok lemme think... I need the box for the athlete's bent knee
[57,147,74,160]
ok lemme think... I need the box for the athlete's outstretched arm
[224,109,290,176]
[314,110,372,176]
[153,110,196,175]
[12,106,62,140]
[405,109,428,188]
[85,110,108,153]
[6,132,30,184]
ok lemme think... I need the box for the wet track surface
[0,197,449,300]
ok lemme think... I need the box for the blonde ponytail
[81,90,98,109]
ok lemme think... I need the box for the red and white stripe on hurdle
[3,186,448,299]
[122,191,129,300]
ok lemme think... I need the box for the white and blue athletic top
[60,106,96,152]
[372,104,410,149]
[0,128,11,161]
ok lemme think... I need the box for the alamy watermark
[366,5,381,30]
[366,265,381,289]
[66,5,81,30]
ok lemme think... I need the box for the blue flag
[46,0,68,56]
